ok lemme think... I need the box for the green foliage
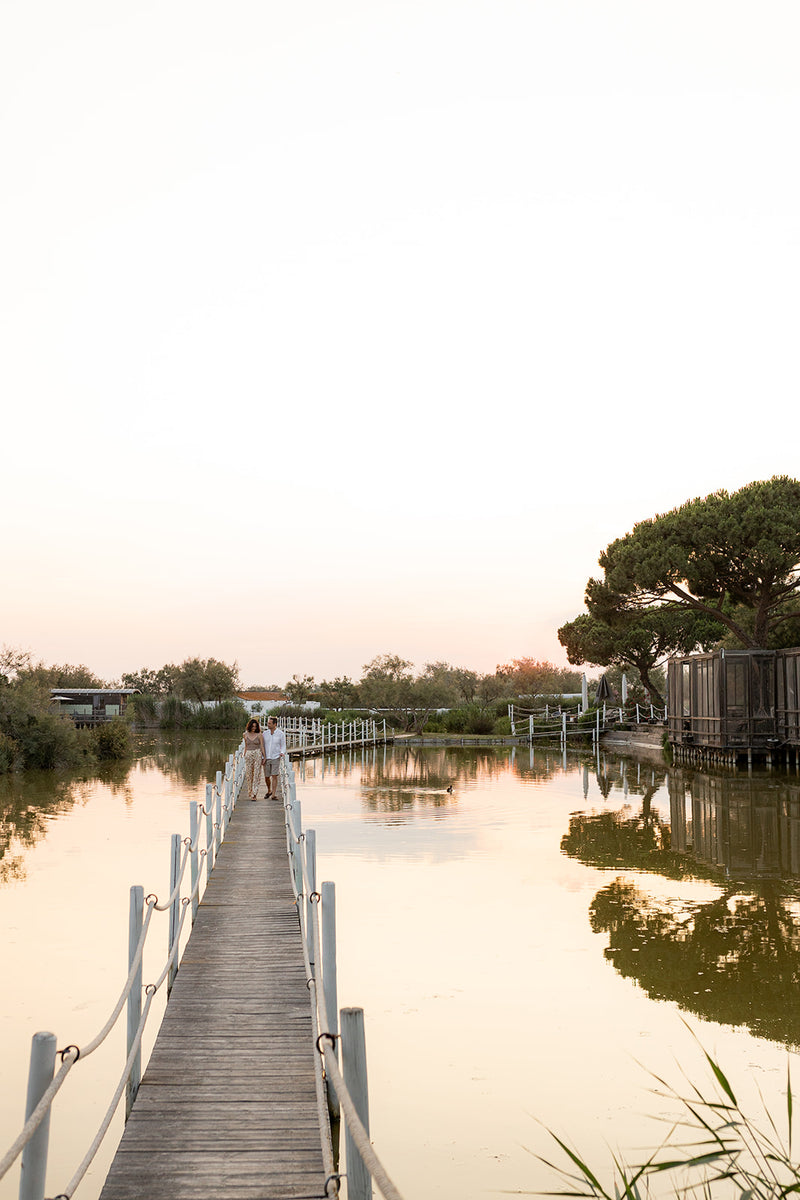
[539,1048,800,1200]
[161,696,192,728]
[558,608,722,707]
[174,657,240,703]
[284,674,315,704]
[318,676,359,709]
[590,476,800,649]
[496,657,583,696]
[493,715,512,735]
[92,719,131,759]
[0,679,88,771]
[126,693,158,725]
[121,664,177,695]
[192,700,249,730]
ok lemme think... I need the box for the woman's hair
[246,718,261,733]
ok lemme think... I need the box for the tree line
[557,476,800,705]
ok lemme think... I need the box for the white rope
[282,764,404,1200]
[58,989,156,1198]
[79,901,155,1058]
[321,1044,404,1200]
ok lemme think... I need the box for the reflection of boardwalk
[99,796,326,1200]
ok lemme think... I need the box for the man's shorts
[264,757,280,776]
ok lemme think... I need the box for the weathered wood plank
[98,794,327,1200]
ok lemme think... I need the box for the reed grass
[533,1040,799,1200]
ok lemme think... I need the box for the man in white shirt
[262,716,286,800]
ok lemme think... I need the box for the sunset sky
[2,1,799,686]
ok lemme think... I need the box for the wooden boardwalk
[99,784,328,1200]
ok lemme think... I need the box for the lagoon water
[2,737,800,1199]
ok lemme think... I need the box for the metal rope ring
[323,1173,342,1195]
[59,1045,81,1063]
[200,848,208,857]
[306,977,315,991]
[145,893,158,906]
[298,832,305,842]
[145,984,157,996]
[183,836,193,847]
[315,1032,339,1054]
[213,822,220,830]
[310,891,321,903]
[181,896,191,907]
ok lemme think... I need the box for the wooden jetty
[99,782,328,1200]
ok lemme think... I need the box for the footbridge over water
[2,744,403,1200]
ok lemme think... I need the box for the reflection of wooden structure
[668,770,800,878]
[667,649,798,767]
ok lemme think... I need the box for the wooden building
[51,688,138,726]
[667,649,782,765]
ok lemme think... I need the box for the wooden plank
[98,794,328,1200]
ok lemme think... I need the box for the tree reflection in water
[0,732,240,886]
[0,771,90,885]
[563,758,800,1049]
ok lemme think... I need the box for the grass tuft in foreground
[530,1044,799,1200]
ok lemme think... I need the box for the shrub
[0,730,18,772]
[161,696,192,728]
[444,709,468,733]
[465,707,495,734]
[93,719,132,760]
[127,693,158,725]
[493,716,512,735]
[192,700,249,730]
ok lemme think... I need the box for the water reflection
[0,733,239,887]
[564,757,800,1048]
[0,772,90,885]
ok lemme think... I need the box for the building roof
[237,690,288,701]
[50,688,139,696]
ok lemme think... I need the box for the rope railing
[280,759,405,1200]
[1,744,247,1200]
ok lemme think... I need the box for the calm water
[2,737,800,1199]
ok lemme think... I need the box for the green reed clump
[537,1046,799,1200]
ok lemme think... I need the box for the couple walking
[243,716,286,802]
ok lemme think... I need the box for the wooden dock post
[19,1032,56,1200]
[125,885,143,1119]
[341,1007,372,1200]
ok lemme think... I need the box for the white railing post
[293,801,303,897]
[125,885,144,1119]
[215,771,223,854]
[19,1031,57,1200]
[306,829,317,975]
[168,833,180,995]
[205,784,213,881]
[321,880,340,1119]
[341,1007,372,1200]
[189,801,199,922]
[223,768,232,836]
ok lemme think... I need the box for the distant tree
[359,654,414,714]
[558,608,723,708]
[21,661,106,689]
[475,672,508,704]
[284,674,315,705]
[590,477,800,649]
[0,646,32,685]
[358,654,449,732]
[205,658,239,702]
[318,676,359,709]
[496,657,582,696]
[173,657,238,703]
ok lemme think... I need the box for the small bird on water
[446,784,454,793]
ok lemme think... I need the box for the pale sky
[2,1,799,685]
